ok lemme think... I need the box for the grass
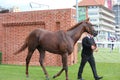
[94,47,120,63]
[0,48,120,80]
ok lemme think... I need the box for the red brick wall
[0,8,78,66]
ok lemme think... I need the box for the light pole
[76,0,78,23]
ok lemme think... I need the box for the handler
[77,32,103,80]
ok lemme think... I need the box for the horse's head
[82,18,98,37]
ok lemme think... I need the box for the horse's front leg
[63,53,69,80]
[53,53,69,80]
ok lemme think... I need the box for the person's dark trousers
[78,54,98,79]
[88,55,98,79]
[78,54,88,79]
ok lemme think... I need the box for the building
[0,8,78,66]
[78,0,115,42]
[10,6,20,12]
[112,2,120,41]
[114,0,120,3]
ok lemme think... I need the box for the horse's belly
[41,44,60,53]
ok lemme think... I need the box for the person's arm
[91,38,98,52]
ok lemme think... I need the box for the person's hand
[91,45,96,50]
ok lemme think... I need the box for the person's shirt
[81,35,96,56]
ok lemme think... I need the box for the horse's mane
[67,21,83,31]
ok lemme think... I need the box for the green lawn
[94,47,120,63]
[0,48,120,80]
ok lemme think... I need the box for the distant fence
[77,41,120,53]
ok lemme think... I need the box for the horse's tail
[13,38,28,55]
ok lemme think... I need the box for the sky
[0,0,82,11]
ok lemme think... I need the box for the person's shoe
[95,76,103,80]
[78,78,84,80]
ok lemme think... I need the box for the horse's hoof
[46,77,50,80]
[26,75,29,78]
[46,76,50,80]
[53,75,56,78]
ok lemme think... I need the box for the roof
[78,0,105,6]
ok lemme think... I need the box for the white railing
[100,15,115,23]
[100,9,115,18]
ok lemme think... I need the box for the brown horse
[14,18,97,80]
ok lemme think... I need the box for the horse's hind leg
[38,49,49,80]
[26,50,34,77]
[53,53,69,80]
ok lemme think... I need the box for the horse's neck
[67,25,85,44]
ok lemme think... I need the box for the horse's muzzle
[93,31,98,37]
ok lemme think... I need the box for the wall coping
[2,21,45,27]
